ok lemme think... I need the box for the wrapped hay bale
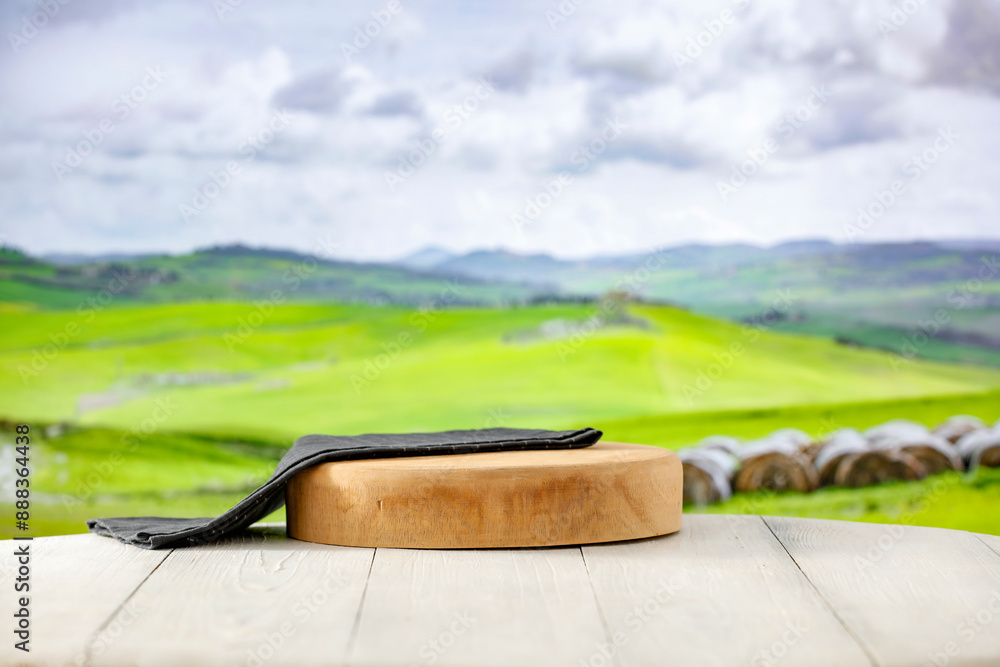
[956,428,1000,470]
[697,435,742,456]
[865,419,930,447]
[873,433,964,475]
[933,415,986,444]
[679,448,738,505]
[767,428,813,450]
[833,450,927,487]
[733,437,818,494]
[813,428,869,486]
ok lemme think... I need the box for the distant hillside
[2,239,998,366]
[403,239,1000,365]
[2,300,998,444]
[394,246,456,270]
[410,240,994,301]
[0,244,546,308]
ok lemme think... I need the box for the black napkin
[87,427,602,549]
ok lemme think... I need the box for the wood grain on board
[0,534,169,667]
[287,441,683,549]
[88,526,375,667]
[349,546,608,667]
[582,514,872,667]
[765,516,1000,667]
[4,517,999,667]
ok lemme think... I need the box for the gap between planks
[976,533,1000,560]
[344,547,377,665]
[81,548,175,667]
[760,516,879,667]
[579,547,623,667]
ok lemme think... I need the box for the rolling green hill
[4,240,998,368]
[2,299,1000,538]
[4,301,999,440]
[421,241,1000,367]
[0,245,543,309]
[3,244,1000,539]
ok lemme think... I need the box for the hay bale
[767,428,813,451]
[833,450,927,487]
[697,435,742,456]
[740,436,801,459]
[865,419,930,447]
[813,428,869,486]
[957,429,1000,470]
[874,433,964,475]
[933,415,986,444]
[679,448,738,505]
[734,438,818,493]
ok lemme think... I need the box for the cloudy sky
[1,0,999,260]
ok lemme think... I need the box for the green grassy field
[1,299,999,538]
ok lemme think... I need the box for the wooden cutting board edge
[285,441,683,549]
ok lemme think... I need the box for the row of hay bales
[680,415,1000,506]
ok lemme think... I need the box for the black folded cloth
[88,426,602,549]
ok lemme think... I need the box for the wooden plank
[0,534,169,667]
[582,514,871,667]
[349,546,608,667]
[91,525,374,667]
[976,532,1000,559]
[766,517,1000,667]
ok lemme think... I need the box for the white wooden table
[3,515,1000,667]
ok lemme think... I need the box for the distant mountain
[413,239,998,301]
[424,239,842,285]
[767,239,839,257]
[3,238,998,330]
[434,250,570,288]
[395,246,456,270]
[4,238,998,368]
[932,239,1000,253]
[42,252,156,266]
[0,244,547,308]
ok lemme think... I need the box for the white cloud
[0,0,998,260]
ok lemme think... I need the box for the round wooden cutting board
[286,441,682,548]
